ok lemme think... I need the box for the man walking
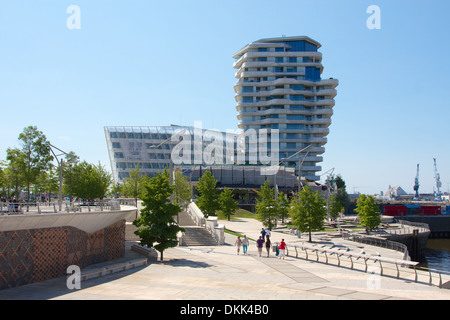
[256,236,264,257]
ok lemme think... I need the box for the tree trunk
[160,250,164,261]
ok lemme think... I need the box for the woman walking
[242,235,249,255]
[278,239,286,260]
[235,236,243,255]
[265,237,271,257]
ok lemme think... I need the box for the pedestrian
[265,228,271,239]
[265,237,271,257]
[278,238,286,260]
[235,236,243,255]
[256,236,264,257]
[260,228,266,239]
[242,235,249,255]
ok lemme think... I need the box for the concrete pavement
[0,217,449,301]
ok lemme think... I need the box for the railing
[0,200,121,214]
[186,201,205,227]
[272,240,450,289]
[342,232,410,261]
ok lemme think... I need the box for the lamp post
[274,144,311,198]
[50,144,77,211]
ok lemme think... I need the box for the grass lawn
[216,208,257,220]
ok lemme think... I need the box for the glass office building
[104,125,297,189]
[233,36,338,181]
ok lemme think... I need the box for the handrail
[0,200,121,214]
[273,240,449,288]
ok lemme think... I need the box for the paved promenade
[0,217,449,301]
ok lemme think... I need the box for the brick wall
[0,220,125,290]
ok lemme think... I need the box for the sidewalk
[0,218,449,300]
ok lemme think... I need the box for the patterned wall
[0,220,125,290]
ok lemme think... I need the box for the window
[290,84,303,90]
[289,57,297,63]
[112,142,121,148]
[290,95,303,101]
[287,114,304,120]
[275,57,283,63]
[258,47,268,52]
[242,97,253,103]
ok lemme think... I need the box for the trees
[70,161,112,201]
[17,126,53,202]
[133,169,184,261]
[218,187,238,221]
[120,165,150,207]
[354,194,381,231]
[255,179,278,230]
[196,170,219,217]
[290,185,327,242]
[173,170,192,209]
[277,192,290,223]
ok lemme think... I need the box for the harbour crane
[413,164,420,200]
[434,158,442,201]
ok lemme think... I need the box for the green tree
[5,148,26,199]
[133,169,184,261]
[333,175,349,215]
[62,151,80,201]
[290,185,327,242]
[173,170,192,209]
[354,194,381,231]
[277,192,290,223]
[328,193,343,221]
[218,187,238,221]
[18,126,53,202]
[255,179,278,230]
[120,165,149,207]
[71,161,112,201]
[196,170,219,218]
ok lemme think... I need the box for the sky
[0,0,449,196]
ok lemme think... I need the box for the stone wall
[0,220,125,290]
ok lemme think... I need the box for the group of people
[234,227,286,259]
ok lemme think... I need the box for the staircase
[178,210,217,246]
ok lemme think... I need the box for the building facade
[104,125,297,189]
[233,36,338,181]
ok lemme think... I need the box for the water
[419,239,450,273]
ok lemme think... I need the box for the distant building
[386,185,408,199]
[232,36,338,181]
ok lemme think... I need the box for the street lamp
[49,144,77,211]
[274,144,312,198]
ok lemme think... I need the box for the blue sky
[0,0,449,195]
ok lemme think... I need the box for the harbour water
[419,239,450,273]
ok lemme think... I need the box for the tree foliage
[354,194,380,231]
[277,192,290,223]
[218,187,238,221]
[18,126,53,202]
[173,170,192,209]
[196,170,219,217]
[120,165,150,206]
[290,185,327,242]
[133,169,184,261]
[255,179,278,230]
[70,161,112,201]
